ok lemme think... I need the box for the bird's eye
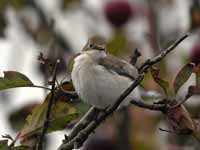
[89,44,94,48]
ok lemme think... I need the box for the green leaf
[13,146,28,150]
[0,71,33,91]
[173,63,194,94]
[0,140,8,150]
[20,94,79,139]
[150,67,169,94]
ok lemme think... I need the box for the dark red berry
[104,0,133,28]
[191,42,200,65]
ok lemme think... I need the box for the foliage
[0,71,33,90]
[0,71,86,148]
[173,63,194,94]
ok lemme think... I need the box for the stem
[37,59,60,150]
[139,34,189,73]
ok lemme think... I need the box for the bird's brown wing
[99,54,138,80]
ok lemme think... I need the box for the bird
[71,36,140,109]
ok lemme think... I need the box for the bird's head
[83,36,106,52]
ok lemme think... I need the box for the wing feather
[99,54,138,80]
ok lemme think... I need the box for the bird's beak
[95,45,105,51]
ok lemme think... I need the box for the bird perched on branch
[71,36,140,109]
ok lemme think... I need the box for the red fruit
[191,42,200,65]
[104,0,133,28]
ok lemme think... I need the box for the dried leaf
[173,63,194,94]
[166,104,196,134]
[0,71,33,90]
[150,67,169,93]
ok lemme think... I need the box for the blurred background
[0,0,200,149]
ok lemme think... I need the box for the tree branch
[37,59,60,150]
[57,33,189,150]
[65,107,98,142]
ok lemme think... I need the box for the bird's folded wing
[99,54,138,80]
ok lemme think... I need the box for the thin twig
[130,99,166,112]
[37,59,60,150]
[130,48,141,66]
[139,33,189,73]
[57,34,189,150]
[159,128,174,133]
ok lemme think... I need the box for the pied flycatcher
[71,36,140,109]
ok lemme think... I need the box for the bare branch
[65,107,98,142]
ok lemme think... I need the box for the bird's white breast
[71,51,140,109]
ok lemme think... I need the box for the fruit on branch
[104,0,133,28]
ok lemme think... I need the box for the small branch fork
[37,59,60,150]
[57,34,189,150]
